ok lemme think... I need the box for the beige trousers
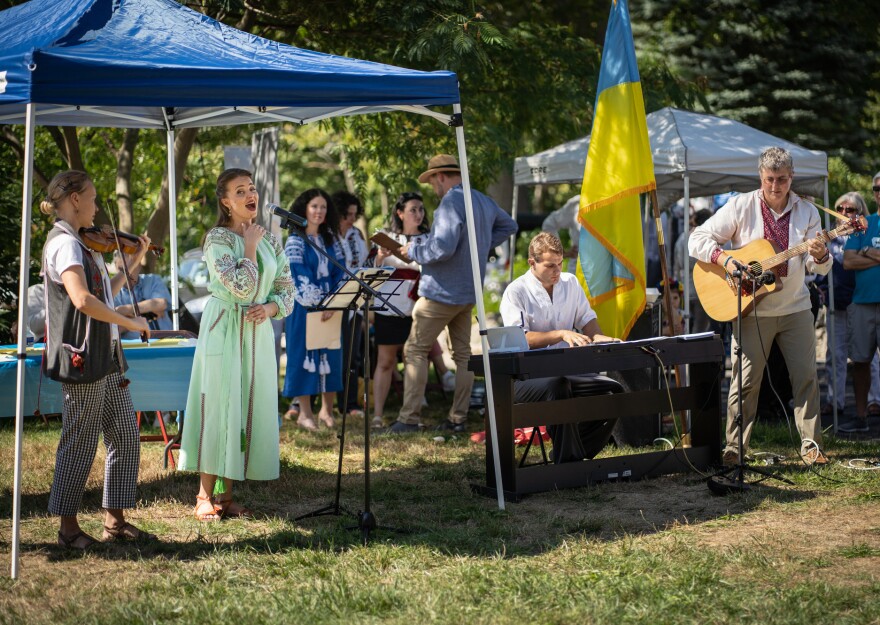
[726,308,822,455]
[398,298,474,425]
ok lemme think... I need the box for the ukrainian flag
[577,0,655,340]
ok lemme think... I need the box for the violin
[79,226,165,256]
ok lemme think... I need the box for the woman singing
[178,168,296,521]
[40,170,156,549]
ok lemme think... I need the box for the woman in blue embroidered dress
[282,188,344,431]
[178,168,296,521]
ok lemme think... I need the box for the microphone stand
[708,265,793,494]
[279,215,405,543]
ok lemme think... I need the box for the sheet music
[324,266,394,310]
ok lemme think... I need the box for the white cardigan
[688,190,832,317]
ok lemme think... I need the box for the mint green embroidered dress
[178,228,295,481]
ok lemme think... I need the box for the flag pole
[649,189,688,441]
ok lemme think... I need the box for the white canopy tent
[514,107,828,196]
[3,0,509,578]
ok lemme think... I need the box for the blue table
[0,340,195,418]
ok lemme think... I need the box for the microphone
[757,271,776,285]
[268,203,307,228]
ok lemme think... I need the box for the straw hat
[417,154,461,183]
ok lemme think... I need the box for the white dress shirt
[501,270,597,350]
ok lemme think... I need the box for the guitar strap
[809,199,849,222]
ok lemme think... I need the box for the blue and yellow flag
[577,0,655,340]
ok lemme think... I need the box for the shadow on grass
[3,419,825,564]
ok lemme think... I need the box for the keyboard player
[499,232,623,462]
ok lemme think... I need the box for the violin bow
[103,203,149,343]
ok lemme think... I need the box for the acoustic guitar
[693,216,867,322]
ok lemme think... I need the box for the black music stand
[708,266,793,494]
[294,269,395,530]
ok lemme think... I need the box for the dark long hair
[213,168,253,229]
[330,190,363,218]
[390,191,429,235]
[289,188,338,247]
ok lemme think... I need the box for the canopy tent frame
[6,0,509,580]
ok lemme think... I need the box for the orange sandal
[194,495,222,522]
[216,498,254,519]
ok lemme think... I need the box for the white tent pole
[682,176,690,393]
[11,103,36,579]
[824,177,838,432]
[165,128,180,330]
[509,185,519,283]
[452,102,505,510]
[682,175,690,324]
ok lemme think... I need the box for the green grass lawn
[1,388,879,625]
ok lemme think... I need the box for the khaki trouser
[726,308,822,455]
[398,298,474,425]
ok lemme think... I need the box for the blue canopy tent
[1,0,508,578]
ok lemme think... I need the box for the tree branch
[0,126,49,190]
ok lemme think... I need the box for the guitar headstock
[843,215,869,235]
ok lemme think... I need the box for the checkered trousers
[47,364,140,516]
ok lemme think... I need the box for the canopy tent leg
[166,129,181,330]
[683,175,690,390]
[453,103,505,510]
[823,177,838,432]
[12,103,36,579]
[509,185,519,283]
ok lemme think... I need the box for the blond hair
[528,232,564,262]
[39,170,92,216]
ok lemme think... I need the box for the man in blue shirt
[390,154,518,433]
[112,251,173,340]
[840,173,880,433]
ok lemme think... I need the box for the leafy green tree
[634,0,880,170]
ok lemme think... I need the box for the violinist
[40,170,158,549]
[112,250,173,339]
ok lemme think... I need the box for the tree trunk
[62,127,84,171]
[115,128,140,233]
[144,127,199,272]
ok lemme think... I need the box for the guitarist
[689,147,832,466]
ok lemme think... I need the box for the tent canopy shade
[0,0,459,127]
[513,107,828,198]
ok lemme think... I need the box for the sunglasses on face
[872,185,880,193]
[838,205,858,214]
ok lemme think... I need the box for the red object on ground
[470,426,549,446]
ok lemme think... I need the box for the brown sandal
[216,498,254,519]
[102,521,158,542]
[58,530,97,550]
[194,495,222,522]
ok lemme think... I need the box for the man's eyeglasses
[838,205,858,214]
[872,185,880,193]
